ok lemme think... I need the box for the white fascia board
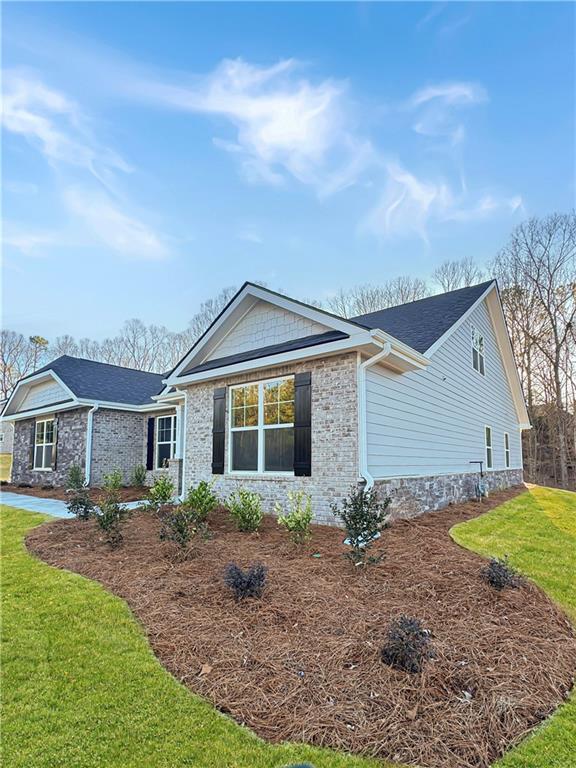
[75,399,176,413]
[167,284,370,382]
[3,369,78,417]
[166,334,373,386]
[2,399,79,422]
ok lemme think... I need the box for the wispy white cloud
[363,160,523,242]
[127,57,374,196]
[63,186,170,260]
[2,227,60,256]
[237,229,263,244]
[407,81,487,146]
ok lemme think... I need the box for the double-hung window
[504,432,510,468]
[230,376,295,474]
[156,415,176,469]
[485,426,493,470]
[34,418,55,470]
[472,325,485,375]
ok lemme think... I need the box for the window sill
[33,468,53,472]
[226,471,295,479]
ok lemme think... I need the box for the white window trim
[34,417,55,471]
[471,324,485,376]
[484,425,493,470]
[155,414,177,470]
[504,432,510,468]
[228,374,295,476]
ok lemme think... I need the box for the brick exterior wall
[11,408,89,487]
[182,353,359,525]
[376,468,524,521]
[90,408,146,486]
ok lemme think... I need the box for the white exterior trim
[2,369,78,418]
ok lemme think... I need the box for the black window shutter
[294,372,312,476]
[28,422,36,469]
[51,417,58,470]
[212,387,226,474]
[146,417,155,470]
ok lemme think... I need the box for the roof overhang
[2,370,78,419]
[164,283,429,387]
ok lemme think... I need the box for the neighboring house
[0,280,530,521]
[1,357,181,489]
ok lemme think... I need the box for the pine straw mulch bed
[1,483,147,503]
[27,486,576,768]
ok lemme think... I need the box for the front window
[485,426,493,470]
[156,415,176,468]
[230,376,295,473]
[472,326,485,375]
[34,418,55,470]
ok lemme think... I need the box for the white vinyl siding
[18,380,67,412]
[366,299,523,478]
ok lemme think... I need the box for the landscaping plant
[146,475,175,513]
[275,490,313,545]
[66,487,95,521]
[95,494,129,548]
[331,485,391,566]
[181,480,219,525]
[227,488,263,532]
[224,562,267,600]
[159,507,197,557]
[131,464,147,487]
[67,464,85,491]
[381,615,435,674]
[103,469,123,492]
[481,556,521,591]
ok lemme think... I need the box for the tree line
[2,213,574,489]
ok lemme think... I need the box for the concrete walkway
[0,491,147,519]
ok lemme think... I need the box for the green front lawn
[2,485,575,767]
[451,485,576,768]
[1,505,381,768]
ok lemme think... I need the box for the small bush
[224,562,267,600]
[159,507,197,555]
[275,491,313,545]
[147,475,175,512]
[131,464,147,487]
[95,497,129,548]
[181,480,219,524]
[66,464,85,491]
[227,488,263,532]
[481,556,521,591]
[331,485,391,566]
[103,470,123,492]
[381,615,434,674]
[67,488,95,521]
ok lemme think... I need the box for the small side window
[504,432,510,468]
[472,326,485,375]
[485,426,493,469]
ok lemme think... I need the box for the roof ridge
[50,354,163,376]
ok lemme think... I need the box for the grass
[2,486,575,767]
[1,504,383,768]
[0,452,12,482]
[451,485,576,768]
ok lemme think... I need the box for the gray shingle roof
[351,281,494,353]
[24,356,165,406]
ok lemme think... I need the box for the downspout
[357,341,392,490]
[175,388,188,501]
[84,403,100,486]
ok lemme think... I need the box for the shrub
[147,475,175,512]
[95,496,129,548]
[103,470,123,492]
[227,489,263,532]
[131,464,147,487]
[381,615,434,674]
[181,480,219,524]
[275,491,313,545]
[224,562,267,600]
[331,485,391,566]
[67,464,84,491]
[67,488,95,521]
[481,556,521,591]
[159,507,197,555]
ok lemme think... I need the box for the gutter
[84,403,100,486]
[357,339,392,490]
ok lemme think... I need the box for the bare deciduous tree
[327,277,430,318]
[432,257,485,292]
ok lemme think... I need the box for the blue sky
[3,1,574,340]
